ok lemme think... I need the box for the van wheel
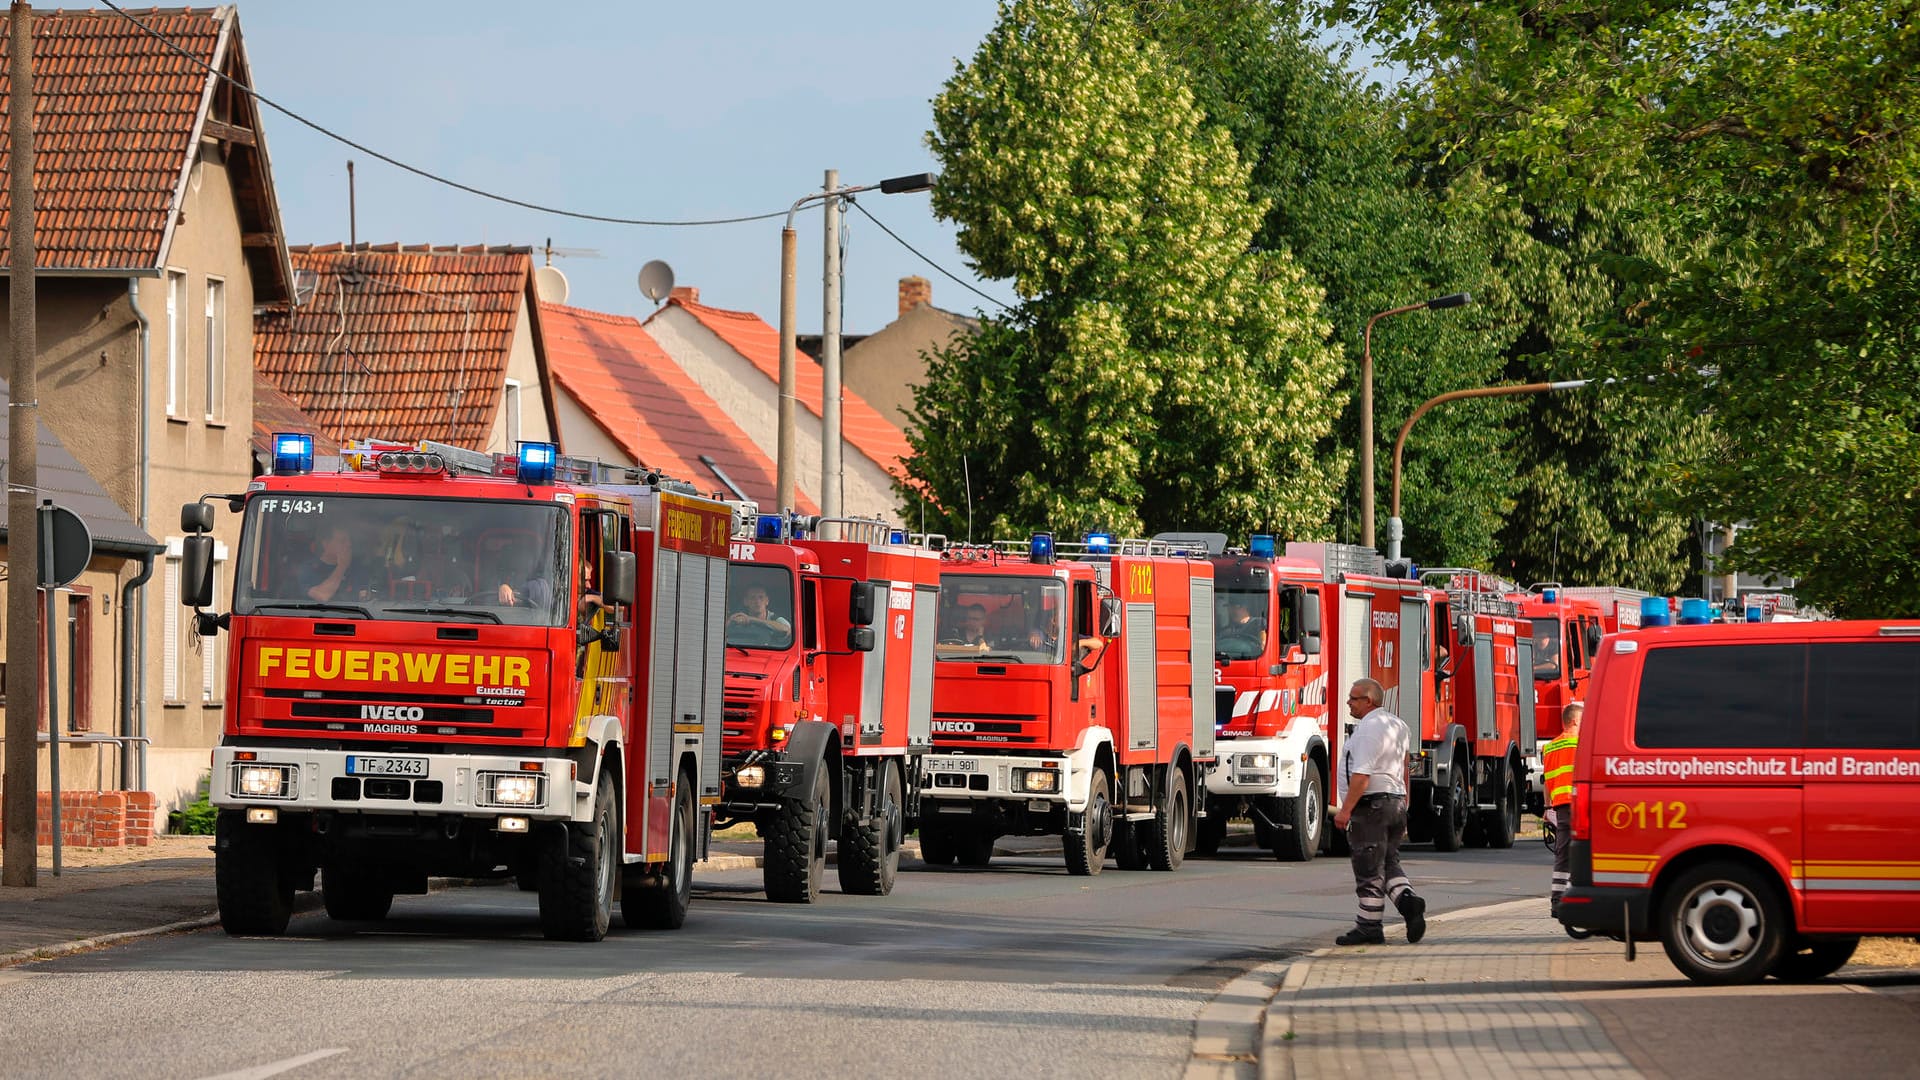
[1432,757,1470,852]
[1064,767,1112,876]
[1772,936,1859,982]
[1660,861,1789,985]
[1273,770,1321,863]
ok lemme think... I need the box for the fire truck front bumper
[1204,738,1304,797]
[919,752,1082,811]
[209,746,595,824]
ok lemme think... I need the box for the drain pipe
[129,279,152,791]
[118,553,155,786]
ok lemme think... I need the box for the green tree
[1327,1,1920,614]
[903,0,1345,541]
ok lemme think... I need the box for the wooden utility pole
[3,0,39,888]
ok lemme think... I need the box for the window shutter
[163,556,181,701]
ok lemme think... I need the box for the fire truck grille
[929,713,1045,746]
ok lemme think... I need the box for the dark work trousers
[1550,804,1573,908]
[1348,794,1413,929]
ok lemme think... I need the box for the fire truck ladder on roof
[1419,567,1523,616]
[805,516,895,545]
[987,537,1210,559]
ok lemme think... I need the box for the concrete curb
[1185,959,1291,1080]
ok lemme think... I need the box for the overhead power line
[98,0,788,228]
[845,198,1011,312]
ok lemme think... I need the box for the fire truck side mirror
[847,627,876,652]
[181,534,217,609]
[1585,622,1604,655]
[604,551,637,606]
[1456,613,1475,642]
[1301,592,1322,655]
[849,584,876,627]
[181,501,215,535]
[1100,597,1124,637]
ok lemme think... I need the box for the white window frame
[200,542,229,704]
[503,377,523,448]
[166,269,189,419]
[204,276,226,424]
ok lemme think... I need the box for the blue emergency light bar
[516,441,557,485]
[756,514,785,542]
[1030,532,1055,564]
[1249,534,1276,560]
[1085,532,1113,555]
[272,432,314,476]
[1542,587,1558,603]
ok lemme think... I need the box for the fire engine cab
[183,435,729,941]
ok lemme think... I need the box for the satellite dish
[534,264,570,304]
[638,260,675,303]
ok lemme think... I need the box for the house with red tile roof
[539,302,814,513]
[799,276,980,433]
[645,288,912,521]
[0,7,294,816]
[254,244,556,453]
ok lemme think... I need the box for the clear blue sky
[229,0,1016,333]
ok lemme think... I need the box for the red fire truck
[182,435,729,941]
[915,534,1216,875]
[717,514,941,902]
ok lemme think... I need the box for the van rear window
[1809,642,1920,750]
[1634,644,1804,749]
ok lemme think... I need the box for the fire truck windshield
[233,495,570,627]
[1531,619,1563,680]
[1216,588,1271,660]
[726,564,795,649]
[936,574,1067,663]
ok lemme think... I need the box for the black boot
[1336,925,1386,946]
[1397,892,1427,944]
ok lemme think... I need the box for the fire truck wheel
[1064,766,1113,876]
[1771,935,1859,982]
[625,781,695,930]
[538,772,618,942]
[1273,769,1322,863]
[1252,816,1276,850]
[765,763,831,903]
[1194,803,1228,856]
[1431,756,1470,853]
[838,762,904,895]
[957,828,997,868]
[321,864,394,922]
[1113,820,1148,871]
[215,810,294,937]
[1483,769,1520,850]
[1145,769,1190,871]
[1659,861,1790,985]
[918,822,959,866]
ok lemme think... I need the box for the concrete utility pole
[820,168,843,522]
[776,217,799,511]
[4,0,40,888]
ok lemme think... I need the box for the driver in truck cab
[301,523,357,602]
[729,584,791,636]
[1223,598,1266,650]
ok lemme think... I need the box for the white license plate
[924,757,978,773]
[346,755,426,777]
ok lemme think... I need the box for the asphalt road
[0,841,1547,1080]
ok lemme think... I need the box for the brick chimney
[897,276,931,318]
[670,285,700,305]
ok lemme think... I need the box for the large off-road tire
[215,810,295,936]
[1659,861,1790,985]
[1063,766,1112,876]
[918,820,959,866]
[321,863,394,922]
[1432,756,1470,853]
[1483,768,1519,850]
[1144,769,1190,872]
[1772,936,1859,982]
[1194,800,1228,857]
[765,762,831,902]
[1113,819,1148,870]
[624,780,695,930]
[838,761,905,896]
[1273,769,1322,863]
[538,772,618,941]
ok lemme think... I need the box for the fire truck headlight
[735,765,767,789]
[236,764,293,798]
[483,773,545,807]
[1238,753,1278,771]
[1014,768,1061,794]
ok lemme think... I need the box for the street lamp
[1358,291,1471,550]
[1385,378,1591,564]
[776,171,936,515]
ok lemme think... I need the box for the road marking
[195,1048,346,1080]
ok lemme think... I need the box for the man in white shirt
[1331,677,1426,945]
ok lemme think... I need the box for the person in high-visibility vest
[1542,701,1584,915]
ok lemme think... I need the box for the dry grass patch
[1850,937,1920,968]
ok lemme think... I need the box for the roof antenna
[963,455,974,544]
[347,160,356,253]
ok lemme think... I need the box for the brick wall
[0,790,156,847]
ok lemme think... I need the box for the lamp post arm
[1390,379,1590,519]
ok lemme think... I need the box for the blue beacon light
[1639,596,1672,628]
[1084,532,1113,555]
[756,514,785,543]
[515,441,558,485]
[1248,534,1276,560]
[1030,532,1055,564]
[271,432,314,475]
